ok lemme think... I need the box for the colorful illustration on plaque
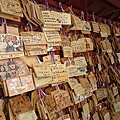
[0,60,29,81]
[83,22,91,31]
[6,75,35,96]
[0,65,11,80]
[0,34,23,52]
[7,61,19,78]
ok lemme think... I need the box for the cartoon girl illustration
[7,61,19,78]
[3,35,21,52]
[3,35,16,52]
[0,65,10,80]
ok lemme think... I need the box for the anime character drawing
[2,35,22,52]
[0,65,10,80]
[7,61,19,78]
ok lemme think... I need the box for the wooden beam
[38,0,81,15]
[107,0,120,8]
[63,0,70,4]
[87,1,93,9]
[109,12,120,19]
[93,0,112,9]
[97,7,106,15]
[79,0,88,20]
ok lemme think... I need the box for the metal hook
[81,11,85,20]
[44,0,49,10]
[59,2,64,12]
[104,19,106,24]
[92,12,95,22]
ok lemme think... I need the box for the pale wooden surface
[112,112,120,120]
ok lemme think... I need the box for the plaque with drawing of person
[0,59,29,80]
[0,34,23,53]
[7,61,19,78]
[0,64,10,80]
[7,59,29,79]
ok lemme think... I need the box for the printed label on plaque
[80,78,90,88]
[54,55,61,64]
[26,50,47,56]
[25,44,46,51]
[21,32,46,45]
[0,52,24,60]
[44,31,62,42]
[47,42,61,46]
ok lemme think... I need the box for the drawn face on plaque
[0,65,8,80]
[0,65,6,72]
[2,35,23,52]
[7,61,19,78]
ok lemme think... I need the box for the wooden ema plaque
[41,11,71,25]
[44,31,62,43]
[21,32,46,45]
[33,63,52,78]
[6,74,35,96]
[0,0,23,17]
[0,59,29,81]
[0,34,24,59]
[9,96,33,115]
